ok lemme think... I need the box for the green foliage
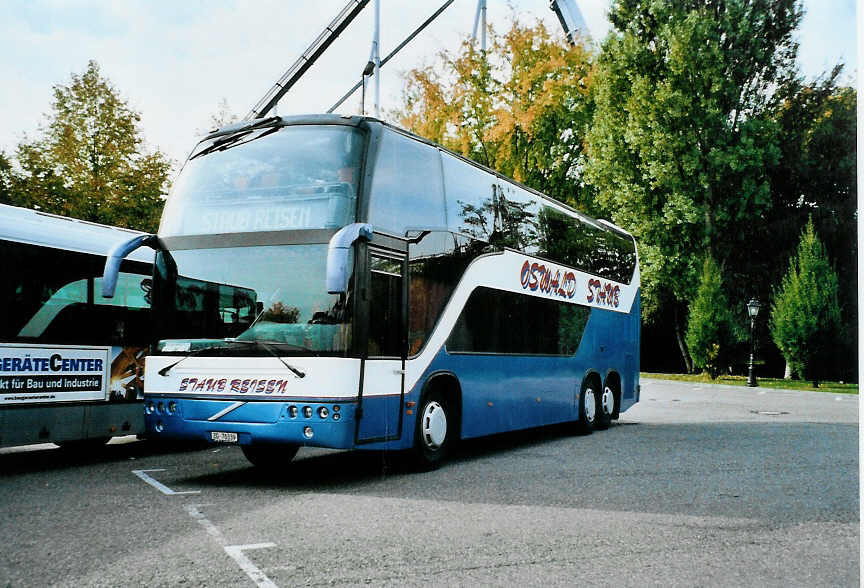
[738,70,855,300]
[260,301,300,324]
[685,256,735,376]
[0,151,13,205]
[769,218,842,385]
[584,0,801,371]
[393,20,596,212]
[10,61,172,232]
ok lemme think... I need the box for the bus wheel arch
[411,372,462,470]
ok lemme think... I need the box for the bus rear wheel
[411,390,452,471]
[574,382,598,435]
[596,385,616,430]
[241,443,299,469]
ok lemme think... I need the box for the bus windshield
[154,244,352,356]
[160,125,365,237]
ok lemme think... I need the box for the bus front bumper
[143,397,357,449]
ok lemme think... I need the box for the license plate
[211,431,238,443]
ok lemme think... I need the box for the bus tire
[241,443,299,469]
[596,384,616,430]
[411,389,452,471]
[574,381,599,435]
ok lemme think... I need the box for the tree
[199,97,240,135]
[722,71,857,379]
[394,19,597,212]
[584,0,802,372]
[685,256,736,377]
[13,60,172,232]
[0,151,13,205]
[769,218,842,386]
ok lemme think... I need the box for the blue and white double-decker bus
[104,115,640,469]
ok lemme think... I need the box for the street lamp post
[746,298,761,387]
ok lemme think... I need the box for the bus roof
[0,204,154,264]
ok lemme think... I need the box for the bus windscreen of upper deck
[160,125,365,237]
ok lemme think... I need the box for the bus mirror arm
[326,223,373,294]
[102,234,160,298]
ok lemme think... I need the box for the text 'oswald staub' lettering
[520,260,578,300]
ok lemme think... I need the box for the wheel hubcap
[584,388,596,422]
[602,386,615,416]
[421,401,447,449]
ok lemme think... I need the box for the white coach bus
[0,204,153,448]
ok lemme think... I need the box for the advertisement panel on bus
[0,343,145,405]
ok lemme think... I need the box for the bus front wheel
[411,390,452,470]
[241,443,299,469]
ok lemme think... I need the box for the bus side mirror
[102,234,159,298]
[326,223,373,294]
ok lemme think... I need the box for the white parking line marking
[185,504,226,543]
[131,469,200,495]
[224,544,279,588]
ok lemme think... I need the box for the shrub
[686,256,735,377]
[769,218,842,386]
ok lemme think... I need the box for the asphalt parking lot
[0,378,858,587]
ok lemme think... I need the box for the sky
[0,0,857,169]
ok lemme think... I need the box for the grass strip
[642,372,858,394]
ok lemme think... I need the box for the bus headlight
[146,401,155,415]
[288,405,298,418]
[333,413,341,422]
[157,401,165,414]
[303,406,313,418]
[318,407,329,419]
[303,426,314,439]
[167,401,177,415]
[154,421,164,433]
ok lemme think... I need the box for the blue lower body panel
[144,398,357,449]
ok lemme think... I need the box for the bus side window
[368,253,403,358]
[93,271,152,345]
[441,151,496,239]
[3,240,101,343]
[368,130,446,236]
[447,287,590,356]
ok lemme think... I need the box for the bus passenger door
[356,249,406,443]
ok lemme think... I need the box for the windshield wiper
[157,344,230,376]
[158,339,306,379]
[190,124,281,160]
[224,339,306,379]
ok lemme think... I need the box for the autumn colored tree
[394,20,596,212]
[12,60,172,232]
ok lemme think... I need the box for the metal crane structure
[244,0,369,121]
[244,0,589,121]
[471,0,487,51]
[549,0,591,44]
